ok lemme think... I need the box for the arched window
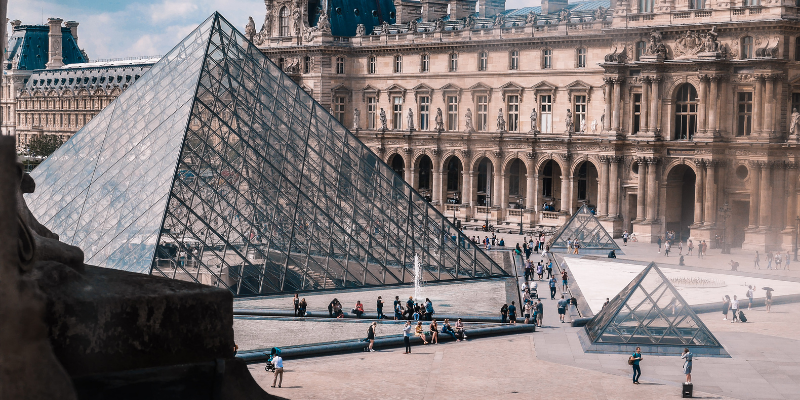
[368,55,376,74]
[279,7,290,36]
[509,50,519,70]
[478,51,488,71]
[674,83,698,140]
[449,52,458,72]
[576,48,587,68]
[394,55,402,73]
[741,36,754,59]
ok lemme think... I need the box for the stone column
[612,79,622,131]
[407,167,417,190]
[649,77,660,135]
[697,75,708,134]
[645,157,658,222]
[568,177,575,214]
[636,158,646,221]
[526,159,536,210]
[608,157,620,219]
[532,174,540,212]
[465,171,474,207]
[704,161,716,225]
[708,77,718,135]
[598,157,609,217]
[748,161,760,229]
[46,18,64,69]
[498,173,507,212]
[753,76,763,134]
[773,163,785,230]
[640,77,650,133]
[432,168,442,205]
[759,162,771,228]
[603,78,613,131]
[764,76,775,135]
[561,164,570,213]
[693,160,705,226]
[786,165,799,229]
[493,162,502,208]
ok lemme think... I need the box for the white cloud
[149,0,198,23]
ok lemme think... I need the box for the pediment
[531,81,557,91]
[468,82,492,92]
[565,80,592,91]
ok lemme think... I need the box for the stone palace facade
[252,0,800,252]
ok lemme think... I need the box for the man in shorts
[557,295,569,323]
[549,276,557,299]
[535,299,544,327]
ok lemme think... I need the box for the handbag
[628,356,635,366]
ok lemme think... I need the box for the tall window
[540,95,553,133]
[446,158,461,192]
[477,95,488,131]
[632,93,642,134]
[367,96,377,129]
[447,96,458,131]
[335,57,345,74]
[636,41,646,61]
[690,0,706,8]
[303,56,311,74]
[419,157,432,191]
[279,7,290,36]
[741,36,754,59]
[421,54,429,72]
[573,95,587,131]
[577,163,589,201]
[368,55,376,74]
[674,83,698,140]
[507,95,520,132]
[509,160,522,196]
[576,48,586,68]
[796,37,800,61]
[419,96,430,130]
[542,49,552,69]
[478,51,488,71]
[334,96,345,123]
[394,55,403,73]
[639,0,654,12]
[392,96,403,130]
[449,53,458,72]
[509,50,519,70]
[542,161,553,198]
[737,92,753,136]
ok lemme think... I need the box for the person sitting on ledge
[442,319,458,340]
[499,238,505,246]
[608,249,616,258]
[352,300,364,317]
[415,321,429,344]
[333,300,344,318]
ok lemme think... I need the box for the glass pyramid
[585,262,722,348]
[547,204,620,253]
[25,13,507,296]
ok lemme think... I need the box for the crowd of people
[754,250,792,270]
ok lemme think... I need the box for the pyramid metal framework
[25,13,508,296]
[547,204,620,253]
[584,262,723,348]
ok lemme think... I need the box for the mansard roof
[5,24,87,71]
[22,60,157,94]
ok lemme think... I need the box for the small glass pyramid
[25,13,507,296]
[547,204,620,253]
[585,262,723,348]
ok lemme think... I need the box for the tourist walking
[377,296,384,319]
[622,230,629,246]
[568,295,578,323]
[298,297,307,317]
[631,347,643,384]
[535,299,544,327]
[664,241,671,257]
[271,352,284,388]
[500,303,509,323]
[722,295,731,321]
[687,240,694,256]
[767,252,773,270]
[657,236,662,253]
[293,293,300,317]
[557,295,568,323]
[429,319,439,344]
[754,251,760,269]
[677,241,683,255]
[765,287,774,312]
[561,269,569,292]
[546,260,553,279]
[776,252,783,270]
[681,348,693,384]
[731,295,739,322]
[403,321,413,353]
[523,301,532,324]
[747,286,754,310]
[786,252,791,270]
[549,276,557,299]
[367,322,377,352]
[536,262,544,280]
[508,301,518,324]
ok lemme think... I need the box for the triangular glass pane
[547,204,620,253]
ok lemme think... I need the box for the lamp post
[484,194,491,232]
[453,192,459,229]
[518,197,525,235]
[795,216,799,261]
[718,202,731,254]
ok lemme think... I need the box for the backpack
[738,310,747,323]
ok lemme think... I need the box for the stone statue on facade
[791,108,800,136]
[497,108,506,132]
[245,17,257,41]
[292,7,302,36]
[407,108,415,131]
[566,109,574,133]
[559,9,571,23]
[317,10,331,33]
[591,119,598,134]
[594,6,607,20]
[434,19,445,32]
[645,31,667,59]
[579,118,586,134]
[604,47,627,64]
[494,14,505,27]
[700,26,719,53]
[526,11,538,26]
[408,19,418,33]
[755,39,780,59]
[465,108,475,133]
[435,108,444,132]
[284,57,300,74]
[353,108,361,131]
[382,21,391,35]
[529,108,538,133]
[355,24,366,36]
[600,113,605,127]
[380,108,388,131]
[253,8,272,45]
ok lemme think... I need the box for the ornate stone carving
[245,17,257,41]
[434,108,444,132]
[604,47,628,64]
[355,24,366,37]
[496,108,506,132]
[643,31,667,60]
[755,38,780,59]
[407,108,415,131]
[353,108,360,131]
[529,108,538,134]
[465,108,476,134]
[379,108,388,131]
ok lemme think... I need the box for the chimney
[449,0,478,20]
[65,21,79,46]
[421,0,449,22]
[541,0,569,15]
[479,0,505,18]
[45,18,64,69]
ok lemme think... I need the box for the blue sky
[9,0,540,60]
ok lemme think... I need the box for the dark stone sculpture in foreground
[1,140,281,398]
